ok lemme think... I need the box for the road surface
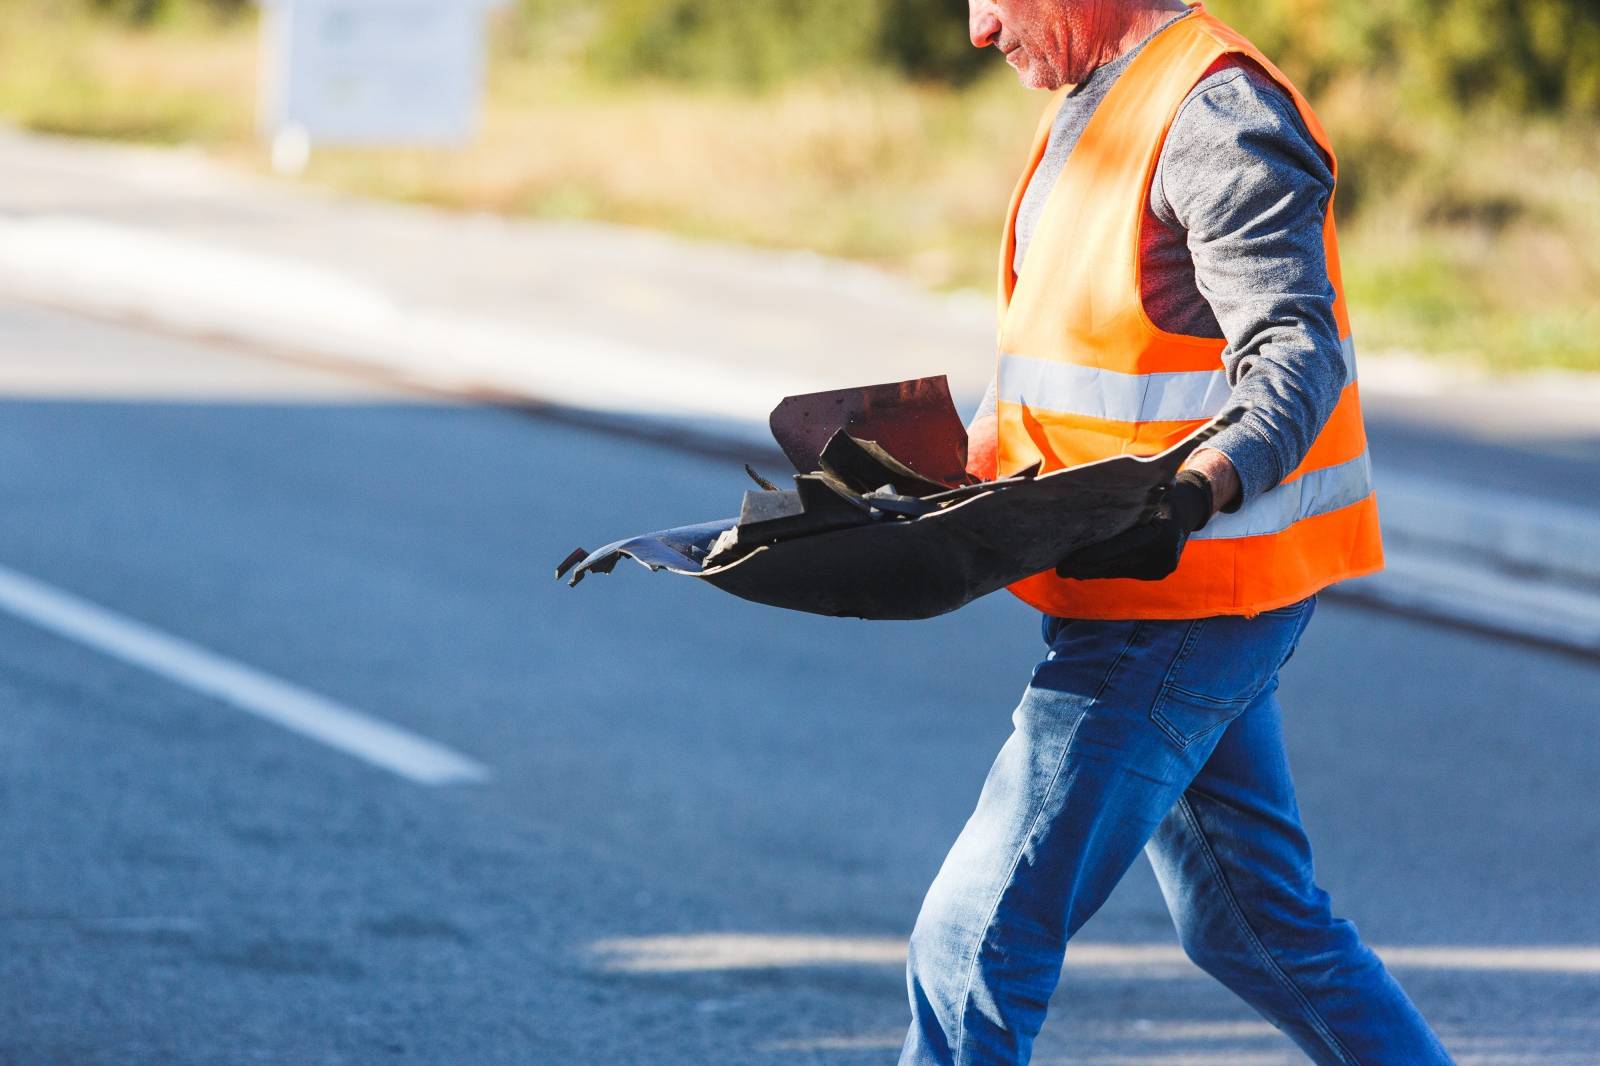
[1,299,1597,1065]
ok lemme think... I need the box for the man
[900,2,1455,1063]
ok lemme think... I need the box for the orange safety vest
[994,4,1383,621]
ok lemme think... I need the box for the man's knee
[907,910,957,986]
[906,869,978,996]
[903,906,970,1064]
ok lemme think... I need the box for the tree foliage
[57,0,1600,114]
[585,0,1600,113]
[586,0,984,87]
[1207,0,1600,114]
[81,0,248,23]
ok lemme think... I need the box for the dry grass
[0,4,255,143]
[1316,78,1600,370]
[0,7,1595,370]
[305,66,1038,292]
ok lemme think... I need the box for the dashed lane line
[0,563,490,786]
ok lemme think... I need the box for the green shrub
[580,0,1600,112]
[582,0,981,87]
[873,0,988,84]
[76,0,248,25]
[588,0,879,87]
[1207,0,1600,115]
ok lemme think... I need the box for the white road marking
[1350,548,1600,654]
[1377,472,1600,584]
[591,933,1600,976]
[0,564,489,786]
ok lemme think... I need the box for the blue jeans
[901,598,1453,1065]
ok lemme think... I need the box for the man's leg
[1145,632,1453,1064]
[901,605,1313,1066]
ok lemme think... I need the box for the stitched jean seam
[950,623,1142,1063]
[1157,619,1210,694]
[1176,794,1363,1066]
[1148,620,1217,748]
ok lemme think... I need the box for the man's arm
[1156,58,1346,510]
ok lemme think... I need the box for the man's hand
[966,413,999,483]
[1056,468,1216,581]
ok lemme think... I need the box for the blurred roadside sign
[259,0,506,169]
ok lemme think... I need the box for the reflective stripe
[999,336,1358,423]
[998,354,1230,422]
[1193,449,1373,540]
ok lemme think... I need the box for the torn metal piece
[818,430,955,498]
[734,488,866,543]
[562,518,739,587]
[744,464,780,492]
[702,474,880,569]
[862,487,940,519]
[917,465,1038,506]
[702,526,743,568]
[768,376,969,486]
[715,479,879,562]
[740,488,804,525]
[557,405,1249,619]
[555,547,588,582]
[794,472,873,516]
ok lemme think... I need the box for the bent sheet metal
[556,377,1246,621]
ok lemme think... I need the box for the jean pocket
[1148,603,1311,748]
[1150,681,1255,748]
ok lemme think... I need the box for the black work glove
[1055,470,1214,581]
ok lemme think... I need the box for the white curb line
[0,214,820,433]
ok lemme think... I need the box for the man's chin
[1010,53,1064,91]
[1019,66,1065,91]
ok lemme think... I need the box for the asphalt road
[2,300,1597,1065]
